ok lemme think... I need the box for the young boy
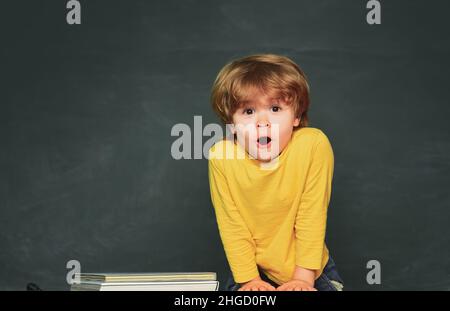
[207,54,344,291]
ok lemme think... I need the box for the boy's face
[231,88,300,162]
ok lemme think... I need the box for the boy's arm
[208,157,260,284]
[292,265,315,286]
[294,131,334,280]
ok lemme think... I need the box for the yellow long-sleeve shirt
[208,127,334,285]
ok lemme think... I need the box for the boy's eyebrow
[238,97,281,105]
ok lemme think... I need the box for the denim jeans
[224,256,344,291]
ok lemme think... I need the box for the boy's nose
[256,114,270,128]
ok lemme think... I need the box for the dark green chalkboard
[1,0,449,290]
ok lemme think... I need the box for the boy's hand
[238,277,276,291]
[276,279,317,291]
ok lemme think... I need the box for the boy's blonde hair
[210,54,310,129]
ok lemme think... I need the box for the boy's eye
[271,106,281,112]
[243,108,253,115]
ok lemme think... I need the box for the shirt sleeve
[208,155,260,283]
[295,131,334,270]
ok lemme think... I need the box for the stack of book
[70,272,219,291]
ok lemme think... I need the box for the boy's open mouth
[257,136,272,146]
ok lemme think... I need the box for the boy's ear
[227,123,236,135]
[293,117,300,127]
